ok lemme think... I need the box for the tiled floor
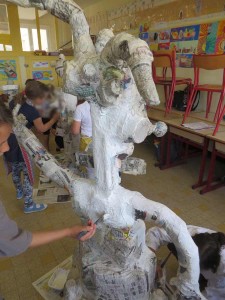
[0,141,225,299]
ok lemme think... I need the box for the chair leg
[166,81,176,115]
[213,104,225,135]
[214,91,225,123]
[206,92,213,119]
[182,89,197,124]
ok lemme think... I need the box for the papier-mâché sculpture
[8,0,205,299]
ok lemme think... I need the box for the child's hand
[69,220,96,241]
[51,128,56,136]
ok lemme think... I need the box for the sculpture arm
[13,116,76,191]
[131,193,204,299]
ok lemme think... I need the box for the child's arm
[30,220,96,247]
[71,120,81,136]
[34,113,59,133]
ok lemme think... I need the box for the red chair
[152,49,192,116]
[182,54,225,125]
[214,104,225,135]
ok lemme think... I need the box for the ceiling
[75,0,103,7]
[18,6,47,20]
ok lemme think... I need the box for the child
[4,81,59,214]
[36,83,53,151]
[146,226,225,299]
[0,101,96,259]
[72,100,94,178]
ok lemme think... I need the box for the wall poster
[33,61,49,68]
[0,59,18,81]
[32,70,53,81]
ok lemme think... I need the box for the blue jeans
[11,162,33,207]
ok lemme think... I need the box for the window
[40,29,48,51]
[18,7,57,52]
[0,44,4,51]
[5,45,12,51]
[19,7,38,51]
[20,28,31,51]
[32,28,49,51]
[32,29,39,51]
[0,4,10,34]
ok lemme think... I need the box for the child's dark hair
[25,78,35,85]
[168,231,225,273]
[14,81,48,105]
[193,232,225,273]
[0,102,14,125]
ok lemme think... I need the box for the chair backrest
[193,54,225,70]
[153,50,175,68]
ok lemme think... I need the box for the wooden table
[147,107,182,123]
[147,108,225,194]
[160,117,225,190]
[200,131,225,194]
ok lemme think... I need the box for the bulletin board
[25,57,59,87]
[139,20,225,68]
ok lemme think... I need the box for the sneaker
[16,189,23,200]
[24,203,48,214]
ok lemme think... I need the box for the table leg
[192,138,209,189]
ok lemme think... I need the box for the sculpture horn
[101,32,160,106]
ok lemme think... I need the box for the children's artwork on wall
[33,61,49,68]
[139,32,149,44]
[0,60,17,81]
[149,31,158,43]
[197,23,211,54]
[139,22,150,33]
[139,20,224,67]
[170,40,198,54]
[158,42,170,50]
[170,25,200,42]
[158,30,171,43]
[32,70,53,81]
[205,22,218,54]
[179,54,194,68]
[215,20,225,54]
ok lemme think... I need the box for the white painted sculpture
[9,0,205,299]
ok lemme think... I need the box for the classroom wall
[1,1,224,115]
[84,0,225,114]
[56,19,72,49]
[38,13,57,51]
